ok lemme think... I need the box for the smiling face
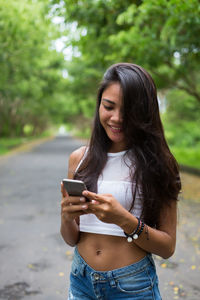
[99,82,127,152]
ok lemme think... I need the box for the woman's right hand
[61,182,88,223]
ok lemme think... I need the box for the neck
[109,143,127,153]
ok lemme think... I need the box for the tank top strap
[75,147,88,173]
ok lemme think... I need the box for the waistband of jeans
[73,246,155,278]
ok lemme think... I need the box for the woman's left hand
[82,190,128,226]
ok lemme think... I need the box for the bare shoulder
[69,146,87,165]
[68,146,87,178]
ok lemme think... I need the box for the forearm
[119,211,176,259]
[60,219,80,247]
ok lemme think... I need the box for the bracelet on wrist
[124,217,143,242]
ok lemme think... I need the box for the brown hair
[75,63,181,227]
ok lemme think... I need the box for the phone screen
[62,179,87,197]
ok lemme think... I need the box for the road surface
[0,136,199,299]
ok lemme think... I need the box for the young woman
[60,63,181,299]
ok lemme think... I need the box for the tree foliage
[110,0,200,101]
[55,0,200,114]
[1,0,200,148]
[0,0,64,136]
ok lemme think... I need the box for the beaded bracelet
[136,221,144,238]
[124,217,141,242]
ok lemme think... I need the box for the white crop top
[79,150,142,237]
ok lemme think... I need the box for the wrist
[117,210,138,234]
[62,217,76,226]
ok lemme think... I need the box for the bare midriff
[77,232,147,271]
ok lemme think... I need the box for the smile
[109,125,123,132]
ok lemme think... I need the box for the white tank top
[79,150,142,237]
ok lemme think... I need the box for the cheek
[99,108,110,123]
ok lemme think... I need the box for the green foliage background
[0,0,65,137]
[0,0,200,167]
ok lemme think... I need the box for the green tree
[51,0,138,122]
[0,0,64,137]
[51,0,200,167]
[110,0,200,102]
[51,0,200,129]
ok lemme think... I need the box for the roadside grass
[0,131,53,156]
[1,131,199,206]
[1,127,200,172]
[171,146,200,169]
[0,137,34,155]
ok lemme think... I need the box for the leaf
[191,265,196,270]
[27,264,35,270]
[65,250,72,256]
[161,263,167,268]
[173,286,179,294]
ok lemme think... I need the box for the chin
[110,135,124,144]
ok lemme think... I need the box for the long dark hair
[75,63,181,227]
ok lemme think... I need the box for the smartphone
[62,179,87,197]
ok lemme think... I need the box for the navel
[96,250,102,256]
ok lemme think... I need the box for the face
[99,82,126,152]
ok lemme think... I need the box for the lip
[108,124,123,133]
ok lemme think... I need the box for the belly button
[96,250,101,255]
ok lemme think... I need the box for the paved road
[0,136,199,300]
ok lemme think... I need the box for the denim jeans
[68,247,162,300]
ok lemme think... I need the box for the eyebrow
[102,98,115,105]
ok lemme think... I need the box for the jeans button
[94,273,100,280]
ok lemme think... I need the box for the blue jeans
[68,247,162,299]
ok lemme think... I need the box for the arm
[82,191,177,259]
[118,200,177,259]
[60,146,87,247]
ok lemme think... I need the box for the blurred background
[0,1,200,299]
[0,0,199,169]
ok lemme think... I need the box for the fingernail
[82,205,87,209]
[80,197,85,202]
[91,200,96,204]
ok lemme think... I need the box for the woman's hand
[83,190,128,226]
[61,182,88,223]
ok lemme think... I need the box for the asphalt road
[0,136,199,300]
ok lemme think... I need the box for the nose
[110,109,123,123]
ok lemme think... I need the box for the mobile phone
[62,179,87,197]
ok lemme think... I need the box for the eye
[104,105,113,111]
